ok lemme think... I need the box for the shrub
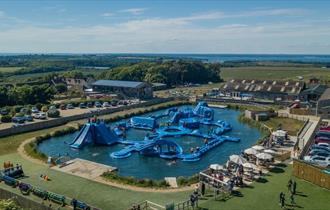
[47,109,60,118]
[35,103,43,110]
[1,115,12,123]
[41,105,48,112]
[13,105,24,113]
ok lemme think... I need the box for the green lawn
[264,117,304,136]
[200,164,330,210]
[0,124,70,155]
[0,153,192,210]
[221,66,330,82]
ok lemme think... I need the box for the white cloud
[101,12,115,17]
[0,8,328,54]
[119,8,147,15]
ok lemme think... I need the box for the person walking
[281,193,286,209]
[292,180,297,195]
[279,192,284,205]
[287,179,292,193]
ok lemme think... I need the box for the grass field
[221,66,330,82]
[0,67,22,73]
[0,153,191,210]
[264,117,305,136]
[200,164,330,210]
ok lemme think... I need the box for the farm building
[92,80,153,99]
[222,79,305,101]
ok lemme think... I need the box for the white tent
[243,162,258,170]
[264,149,277,154]
[272,130,287,138]
[229,155,247,165]
[210,164,224,170]
[256,152,273,160]
[252,145,265,151]
[244,148,258,155]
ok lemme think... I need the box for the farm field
[221,66,330,82]
[0,67,22,73]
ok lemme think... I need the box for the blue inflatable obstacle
[129,117,158,130]
[110,139,183,159]
[179,136,240,162]
[193,101,214,121]
[70,121,119,149]
[179,118,200,129]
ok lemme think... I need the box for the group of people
[279,179,298,209]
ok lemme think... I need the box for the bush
[41,105,48,112]
[47,109,60,118]
[13,105,24,113]
[35,103,43,110]
[1,115,12,123]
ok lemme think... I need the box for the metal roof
[92,80,146,88]
[319,88,330,101]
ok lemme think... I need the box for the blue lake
[38,106,261,179]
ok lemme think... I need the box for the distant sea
[1,53,330,63]
[137,54,330,63]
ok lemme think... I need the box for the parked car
[311,144,330,152]
[305,156,330,167]
[87,102,94,108]
[79,103,87,109]
[38,112,47,119]
[102,102,110,108]
[24,115,33,122]
[20,108,29,114]
[33,112,47,119]
[31,107,39,113]
[49,106,57,110]
[66,104,74,109]
[12,116,25,124]
[95,102,102,108]
[0,108,9,115]
[60,104,66,110]
[309,148,330,156]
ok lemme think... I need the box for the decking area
[52,158,117,179]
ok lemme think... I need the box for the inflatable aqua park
[69,102,240,161]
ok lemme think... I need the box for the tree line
[98,60,222,86]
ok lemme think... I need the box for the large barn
[92,80,153,99]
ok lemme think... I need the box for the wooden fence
[293,159,330,190]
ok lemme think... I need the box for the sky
[0,0,330,54]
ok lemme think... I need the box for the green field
[221,66,330,82]
[0,67,22,73]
